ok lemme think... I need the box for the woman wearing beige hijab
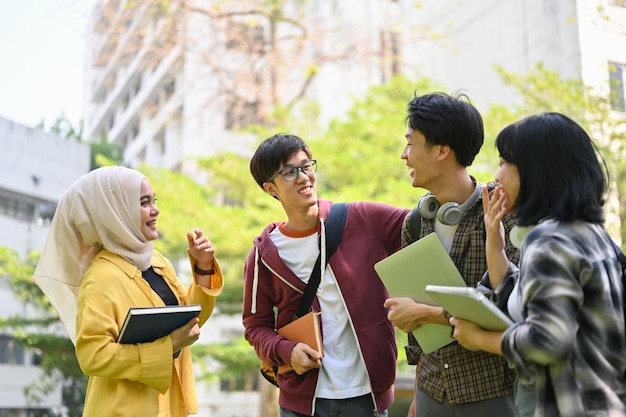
[33,166,223,417]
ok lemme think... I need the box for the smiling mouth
[298,186,312,194]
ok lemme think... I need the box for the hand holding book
[170,316,200,356]
[287,341,323,374]
[426,285,511,356]
[277,311,324,374]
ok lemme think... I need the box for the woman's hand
[187,229,215,269]
[482,185,507,254]
[449,316,504,355]
[482,185,510,288]
[188,229,216,287]
[170,317,201,355]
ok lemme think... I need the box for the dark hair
[249,133,313,189]
[405,92,484,166]
[496,112,607,226]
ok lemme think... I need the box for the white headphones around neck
[418,180,482,226]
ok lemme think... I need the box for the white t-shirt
[270,226,370,399]
[434,220,459,252]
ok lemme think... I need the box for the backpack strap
[405,205,423,365]
[295,203,349,319]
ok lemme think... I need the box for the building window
[163,79,176,101]
[0,335,25,365]
[155,128,165,155]
[609,61,626,112]
[0,195,36,222]
[224,21,265,54]
[219,371,259,392]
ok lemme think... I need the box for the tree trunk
[259,375,279,417]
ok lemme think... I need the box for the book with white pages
[374,232,467,353]
[424,285,513,330]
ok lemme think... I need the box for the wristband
[194,264,215,275]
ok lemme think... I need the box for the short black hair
[249,133,313,189]
[496,112,607,226]
[405,92,484,166]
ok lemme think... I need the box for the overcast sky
[0,0,93,129]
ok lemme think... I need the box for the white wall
[403,0,583,112]
[0,117,90,257]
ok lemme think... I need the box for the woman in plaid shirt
[451,112,626,417]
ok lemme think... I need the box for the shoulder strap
[409,205,422,244]
[325,203,349,255]
[295,203,349,319]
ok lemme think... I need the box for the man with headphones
[383,92,520,417]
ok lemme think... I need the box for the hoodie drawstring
[251,214,327,314]
[251,247,260,314]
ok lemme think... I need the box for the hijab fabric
[33,166,153,345]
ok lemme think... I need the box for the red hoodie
[243,199,409,415]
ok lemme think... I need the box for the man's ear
[437,144,452,161]
[263,181,278,198]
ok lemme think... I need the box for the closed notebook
[424,285,513,330]
[276,311,323,373]
[374,232,466,353]
[117,304,202,344]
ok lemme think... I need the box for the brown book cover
[276,311,324,373]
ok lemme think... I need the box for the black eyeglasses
[267,160,318,182]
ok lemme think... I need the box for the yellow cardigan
[75,249,223,417]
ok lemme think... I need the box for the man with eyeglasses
[242,133,409,417]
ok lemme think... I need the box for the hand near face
[187,229,215,269]
[482,185,512,288]
[482,185,507,253]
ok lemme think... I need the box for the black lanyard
[142,267,179,306]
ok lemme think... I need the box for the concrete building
[0,117,90,416]
[408,0,626,115]
[82,0,404,175]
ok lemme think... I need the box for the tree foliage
[192,337,260,390]
[0,247,86,417]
